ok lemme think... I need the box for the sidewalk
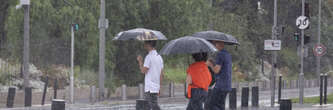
[1,87,333,110]
[2,97,333,110]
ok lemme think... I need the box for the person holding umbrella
[159,36,217,110]
[186,52,212,110]
[206,41,232,110]
[192,31,238,110]
[137,40,164,110]
[114,28,167,110]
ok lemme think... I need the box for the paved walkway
[2,103,333,110]
[2,87,333,110]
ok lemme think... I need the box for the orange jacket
[187,61,212,98]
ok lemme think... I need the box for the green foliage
[0,70,11,85]
[291,93,333,104]
[164,65,187,83]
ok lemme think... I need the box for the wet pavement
[2,87,333,110]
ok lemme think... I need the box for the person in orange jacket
[186,52,212,110]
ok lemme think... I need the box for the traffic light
[294,33,310,45]
[294,32,300,41]
[72,24,79,31]
[294,32,300,46]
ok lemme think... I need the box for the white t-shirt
[144,50,164,93]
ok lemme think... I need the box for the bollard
[51,99,65,110]
[24,87,32,107]
[90,86,96,104]
[54,79,58,99]
[278,75,282,103]
[241,87,249,107]
[229,88,237,110]
[324,74,328,104]
[252,86,259,107]
[139,83,144,99]
[280,99,292,110]
[169,82,174,97]
[184,83,188,98]
[320,74,323,105]
[136,99,148,110]
[41,77,48,105]
[7,87,16,108]
[122,84,127,100]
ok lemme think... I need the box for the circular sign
[313,44,326,57]
[296,16,309,29]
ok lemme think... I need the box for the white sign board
[296,16,309,30]
[20,0,30,5]
[264,40,281,51]
[16,0,30,9]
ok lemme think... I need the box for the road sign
[296,16,309,29]
[313,44,326,57]
[264,40,281,51]
[20,0,30,5]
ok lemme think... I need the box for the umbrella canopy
[113,28,167,41]
[192,31,239,45]
[160,36,217,55]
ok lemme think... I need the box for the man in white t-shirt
[137,41,164,110]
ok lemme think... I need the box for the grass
[164,67,186,84]
[291,93,333,104]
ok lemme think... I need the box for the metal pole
[98,0,106,101]
[41,77,48,105]
[278,74,282,103]
[208,0,214,30]
[22,3,32,107]
[271,0,278,107]
[324,73,328,104]
[23,4,30,90]
[320,73,323,105]
[70,25,74,103]
[299,0,305,104]
[316,0,322,88]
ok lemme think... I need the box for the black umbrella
[113,28,167,41]
[192,31,239,45]
[160,36,217,55]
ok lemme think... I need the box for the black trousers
[209,88,229,110]
[186,88,208,110]
[204,88,213,110]
[144,92,160,110]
